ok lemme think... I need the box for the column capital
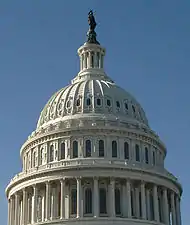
[32,183,37,189]
[45,180,50,185]
[162,186,168,192]
[140,180,146,185]
[110,177,115,183]
[60,178,66,183]
[76,176,82,181]
[22,187,27,192]
[93,176,99,180]
[15,192,20,199]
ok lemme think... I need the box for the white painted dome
[37,43,148,129]
[37,78,148,129]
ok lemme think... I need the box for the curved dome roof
[37,77,149,129]
[37,41,149,129]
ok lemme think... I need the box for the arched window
[115,188,121,215]
[99,188,107,214]
[33,151,36,167]
[85,140,91,157]
[135,144,140,162]
[145,147,149,164]
[39,148,43,165]
[85,188,92,214]
[112,141,117,158]
[97,98,101,106]
[124,142,129,160]
[61,142,65,160]
[124,102,128,110]
[71,189,77,214]
[99,140,104,157]
[50,145,54,162]
[76,98,80,106]
[116,101,120,108]
[73,141,78,158]
[86,98,91,106]
[67,100,71,108]
[107,99,111,107]
[132,105,136,113]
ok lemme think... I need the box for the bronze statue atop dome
[88,10,97,32]
[87,10,100,45]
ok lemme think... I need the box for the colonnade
[80,50,104,70]
[8,177,181,225]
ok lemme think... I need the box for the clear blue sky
[0,1,189,224]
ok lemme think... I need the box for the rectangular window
[124,142,129,160]
[145,147,149,164]
[153,151,156,165]
[71,189,77,214]
[135,144,140,162]
[99,188,107,214]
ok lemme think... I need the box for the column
[45,182,51,221]
[80,54,83,70]
[51,187,56,219]
[146,189,151,220]
[94,52,98,68]
[32,185,37,223]
[9,197,13,225]
[84,52,87,69]
[41,192,45,222]
[93,177,99,217]
[8,199,10,225]
[153,185,159,222]
[60,179,65,219]
[27,194,31,224]
[64,183,70,219]
[99,53,102,69]
[76,177,82,218]
[171,192,176,225]
[89,51,92,68]
[20,200,23,225]
[141,182,147,219]
[163,188,169,225]
[22,188,27,225]
[176,195,182,225]
[126,179,132,218]
[87,51,90,68]
[110,178,115,217]
[15,193,20,225]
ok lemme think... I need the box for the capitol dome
[6,11,182,225]
[37,70,149,129]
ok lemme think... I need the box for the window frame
[99,140,105,157]
[60,142,65,160]
[124,142,129,160]
[85,139,92,157]
[112,140,118,158]
[72,141,78,158]
[135,144,140,162]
